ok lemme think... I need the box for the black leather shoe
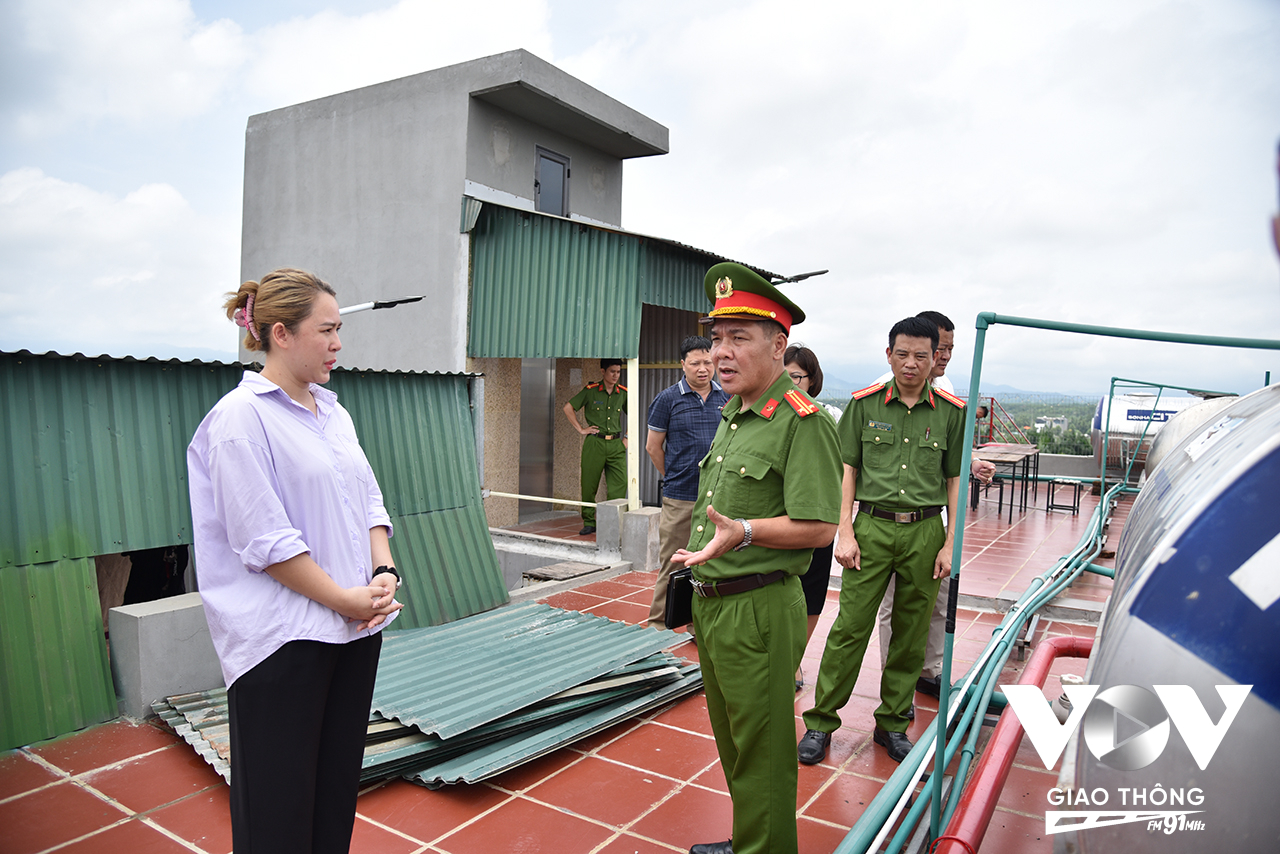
[873,728,913,763]
[578,525,596,536]
[797,729,831,765]
[916,675,941,698]
[906,704,915,721]
[689,841,733,854]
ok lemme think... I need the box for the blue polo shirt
[647,377,731,501]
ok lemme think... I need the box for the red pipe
[930,635,1094,854]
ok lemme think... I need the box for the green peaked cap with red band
[700,262,805,334]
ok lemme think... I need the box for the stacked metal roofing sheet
[155,602,700,787]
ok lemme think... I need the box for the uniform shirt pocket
[917,431,948,478]
[713,453,774,519]
[861,425,894,468]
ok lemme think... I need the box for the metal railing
[834,312,1280,854]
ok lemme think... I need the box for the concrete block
[621,505,662,572]
[108,592,223,719]
[596,498,627,556]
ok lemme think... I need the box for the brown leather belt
[691,570,787,598]
[860,504,944,524]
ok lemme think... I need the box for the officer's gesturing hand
[672,505,743,567]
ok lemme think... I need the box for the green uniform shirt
[568,382,627,434]
[686,373,843,582]
[837,379,965,511]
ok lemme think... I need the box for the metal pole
[627,357,640,511]
[929,315,988,838]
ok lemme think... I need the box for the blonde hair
[223,268,337,352]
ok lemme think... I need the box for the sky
[2,0,1279,395]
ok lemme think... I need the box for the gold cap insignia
[714,276,734,299]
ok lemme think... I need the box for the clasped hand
[343,575,402,631]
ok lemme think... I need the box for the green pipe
[846,483,1123,854]
[929,318,986,835]
[845,307,1271,851]
[1109,377,1235,397]
[975,312,1280,350]
[1085,562,1115,577]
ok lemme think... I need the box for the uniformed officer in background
[799,315,966,766]
[563,359,628,536]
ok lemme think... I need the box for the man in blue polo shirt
[645,335,731,629]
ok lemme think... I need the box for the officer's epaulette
[585,382,603,390]
[616,384,628,391]
[935,387,966,409]
[784,389,819,417]
[851,381,887,400]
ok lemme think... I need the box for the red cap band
[708,290,793,333]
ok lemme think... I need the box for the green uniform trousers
[579,435,626,526]
[804,512,945,734]
[694,575,806,854]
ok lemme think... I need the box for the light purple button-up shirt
[187,371,396,687]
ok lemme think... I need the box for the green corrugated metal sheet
[373,602,689,738]
[0,350,505,747]
[468,205,644,358]
[0,558,117,749]
[325,371,479,516]
[640,241,717,313]
[383,508,506,629]
[467,204,784,358]
[0,352,242,567]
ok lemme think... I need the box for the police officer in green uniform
[799,316,966,766]
[563,359,628,535]
[674,263,843,854]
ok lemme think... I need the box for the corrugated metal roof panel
[410,663,702,785]
[372,602,690,738]
[326,371,480,517]
[383,508,507,629]
[640,240,718,314]
[0,353,495,574]
[0,352,242,567]
[466,203,784,359]
[153,615,703,785]
[360,653,690,781]
[468,205,643,358]
[0,558,117,750]
[153,688,231,783]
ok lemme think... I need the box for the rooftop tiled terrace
[0,489,1126,854]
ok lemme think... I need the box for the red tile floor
[0,490,1124,854]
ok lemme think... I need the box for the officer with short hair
[799,316,966,766]
[676,263,843,854]
[564,359,627,536]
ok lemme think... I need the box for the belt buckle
[895,511,916,524]
[690,578,712,598]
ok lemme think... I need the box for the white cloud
[10,0,246,135]
[6,0,554,136]
[0,167,237,357]
[241,0,555,110]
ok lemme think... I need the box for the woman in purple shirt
[187,268,402,853]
